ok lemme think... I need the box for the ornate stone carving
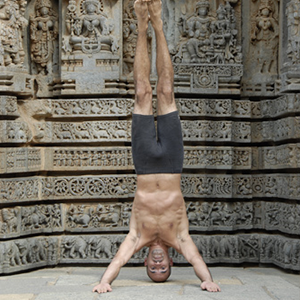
[30,0,58,75]
[51,98,133,117]
[0,237,59,274]
[250,0,279,75]
[172,0,242,94]
[0,121,32,143]
[51,120,130,143]
[64,0,118,55]
[66,202,132,231]
[181,120,251,142]
[41,175,137,200]
[0,148,42,174]
[0,96,19,116]
[252,117,300,143]
[0,0,28,67]
[21,204,62,234]
[0,177,40,203]
[286,0,300,66]
[48,147,133,171]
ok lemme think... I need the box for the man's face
[144,247,173,282]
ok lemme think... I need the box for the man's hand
[92,282,112,294]
[200,281,221,292]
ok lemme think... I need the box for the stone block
[0,148,42,174]
[0,204,63,239]
[0,177,40,204]
[0,121,32,143]
[0,96,19,117]
[50,98,134,117]
[0,237,59,274]
[182,120,251,143]
[177,98,251,118]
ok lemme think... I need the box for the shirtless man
[92,0,221,294]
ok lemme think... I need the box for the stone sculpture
[30,0,58,74]
[64,0,118,54]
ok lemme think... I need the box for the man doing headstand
[93,0,221,293]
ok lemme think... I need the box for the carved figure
[62,236,88,259]
[0,0,28,66]
[30,0,58,74]
[286,0,300,65]
[251,0,278,74]
[6,241,21,266]
[174,0,240,64]
[2,208,18,233]
[64,0,118,54]
[282,241,300,265]
[89,237,112,258]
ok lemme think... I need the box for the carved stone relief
[0,96,19,116]
[169,0,242,94]
[58,0,121,95]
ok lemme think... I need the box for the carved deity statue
[251,0,279,74]
[174,0,240,64]
[0,0,28,66]
[64,0,118,54]
[286,0,300,65]
[30,0,58,74]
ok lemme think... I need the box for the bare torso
[130,173,189,253]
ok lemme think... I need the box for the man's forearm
[191,256,214,283]
[100,259,122,284]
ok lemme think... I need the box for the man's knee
[157,80,174,103]
[135,80,153,105]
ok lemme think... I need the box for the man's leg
[133,0,153,115]
[148,0,177,115]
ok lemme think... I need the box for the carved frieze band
[2,174,300,204]
[0,234,299,274]
[19,94,299,119]
[2,144,300,173]
[1,201,298,240]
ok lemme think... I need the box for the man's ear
[144,257,148,266]
[169,258,174,266]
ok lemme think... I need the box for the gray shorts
[131,111,184,175]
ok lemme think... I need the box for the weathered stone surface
[0,148,42,174]
[0,96,19,117]
[0,121,32,143]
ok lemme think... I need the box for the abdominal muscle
[131,173,187,251]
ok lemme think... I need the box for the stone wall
[0,0,299,274]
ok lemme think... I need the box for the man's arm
[179,234,221,292]
[92,232,139,294]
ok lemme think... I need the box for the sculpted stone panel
[169,0,242,94]
[251,94,300,118]
[46,147,133,171]
[2,174,300,204]
[0,148,42,174]
[66,203,132,232]
[252,117,300,143]
[0,96,19,116]
[177,98,251,118]
[280,0,300,93]
[51,98,133,117]
[0,204,63,238]
[0,121,32,143]
[0,236,59,274]
[41,175,137,200]
[242,0,279,97]
[0,177,40,203]
[181,120,251,142]
[57,0,121,95]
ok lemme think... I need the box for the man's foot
[134,0,150,32]
[147,0,163,31]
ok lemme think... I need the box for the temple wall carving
[0,0,300,274]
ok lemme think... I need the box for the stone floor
[0,266,299,300]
